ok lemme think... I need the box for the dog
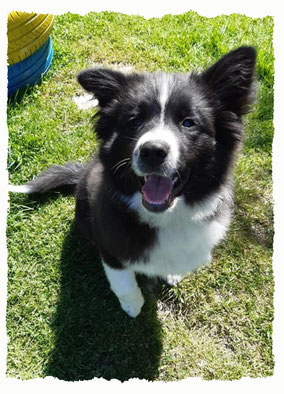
[9,46,256,317]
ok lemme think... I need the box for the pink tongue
[142,175,172,204]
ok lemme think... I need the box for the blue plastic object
[8,36,53,96]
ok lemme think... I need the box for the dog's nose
[139,141,170,167]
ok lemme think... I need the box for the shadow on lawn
[44,221,163,382]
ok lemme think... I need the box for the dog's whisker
[111,157,131,171]
[121,162,133,180]
[112,161,128,175]
[123,136,139,142]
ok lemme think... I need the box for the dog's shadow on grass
[44,220,163,382]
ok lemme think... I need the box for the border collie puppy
[10,47,256,317]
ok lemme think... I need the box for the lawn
[7,11,274,381]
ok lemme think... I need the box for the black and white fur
[9,47,256,317]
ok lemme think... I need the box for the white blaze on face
[132,74,180,176]
[159,73,171,123]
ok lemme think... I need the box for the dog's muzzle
[133,140,189,213]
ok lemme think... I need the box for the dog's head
[78,47,256,213]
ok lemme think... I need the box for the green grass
[7,11,274,381]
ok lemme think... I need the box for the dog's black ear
[77,68,127,107]
[201,46,257,116]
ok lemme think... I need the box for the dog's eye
[131,118,143,127]
[182,118,195,128]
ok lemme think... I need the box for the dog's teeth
[173,176,178,186]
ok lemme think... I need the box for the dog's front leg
[103,263,144,318]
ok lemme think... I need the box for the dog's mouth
[138,172,189,213]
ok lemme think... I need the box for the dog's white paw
[118,288,145,318]
[165,274,182,286]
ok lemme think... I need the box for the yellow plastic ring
[8,11,54,65]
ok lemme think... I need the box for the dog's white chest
[128,196,230,279]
